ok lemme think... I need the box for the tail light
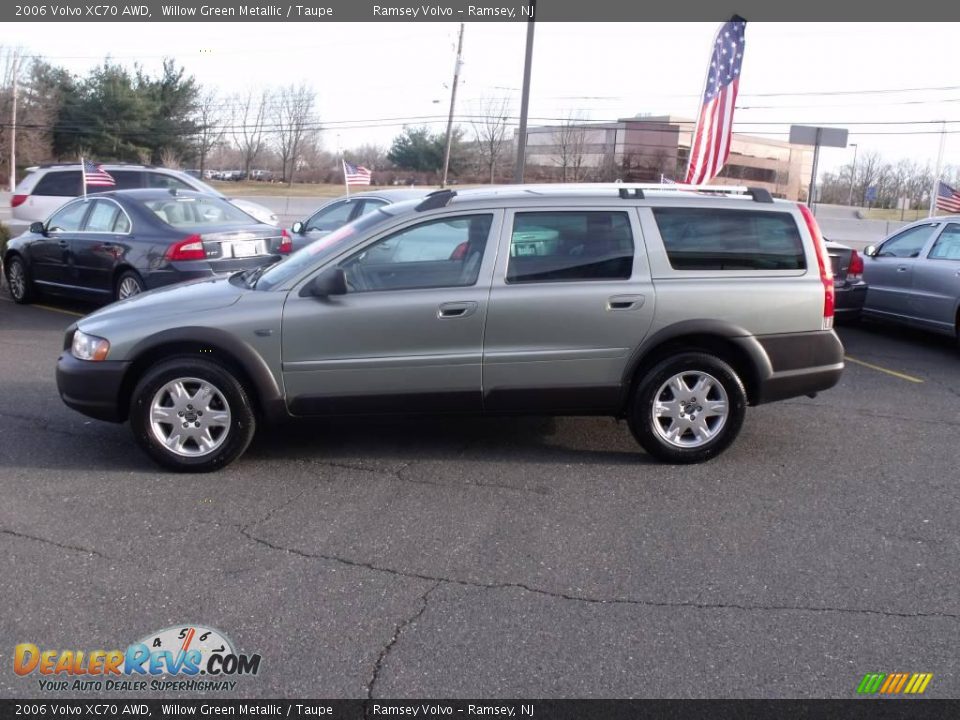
[847,249,864,282]
[798,203,835,330]
[279,229,292,254]
[11,194,27,208]
[165,234,206,261]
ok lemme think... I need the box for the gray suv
[55,184,844,472]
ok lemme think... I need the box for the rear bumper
[835,281,867,315]
[56,353,130,422]
[751,330,845,404]
[144,256,282,290]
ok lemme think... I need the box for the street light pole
[441,23,465,188]
[513,0,536,184]
[9,54,18,192]
[847,143,858,206]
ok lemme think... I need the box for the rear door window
[927,224,960,260]
[652,208,805,270]
[506,211,634,283]
[146,173,193,191]
[83,200,122,232]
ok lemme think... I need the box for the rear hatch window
[652,208,805,271]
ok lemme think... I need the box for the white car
[11,164,278,227]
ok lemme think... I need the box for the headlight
[72,330,111,361]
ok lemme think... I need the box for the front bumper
[56,352,131,423]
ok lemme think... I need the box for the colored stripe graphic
[858,672,932,695]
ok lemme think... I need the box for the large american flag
[684,17,747,185]
[935,180,960,213]
[343,160,372,186]
[82,159,116,187]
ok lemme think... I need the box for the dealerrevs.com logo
[14,625,262,692]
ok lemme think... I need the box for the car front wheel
[629,352,747,464]
[129,358,256,472]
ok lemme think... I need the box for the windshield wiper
[243,265,268,289]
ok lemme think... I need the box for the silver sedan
[861,216,960,342]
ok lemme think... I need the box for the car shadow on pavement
[247,414,651,467]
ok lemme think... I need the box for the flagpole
[342,158,350,197]
[80,156,87,200]
[928,120,946,218]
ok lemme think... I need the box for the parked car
[54,183,843,472]
[824,238,867,320]
[861,216,960,341]
[289,189,431,251]
[4,189,291,304]
[11,164,278,227]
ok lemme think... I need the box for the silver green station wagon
[55,184,844,472]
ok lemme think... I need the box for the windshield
[254,209,395,291]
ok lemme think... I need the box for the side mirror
[863,245,877,257]
[300,267,347,298]
[29,221,46,235]
[292,221,304,235]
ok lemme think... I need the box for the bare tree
[552,114,587,183]
[274,83,316,185]
[350,143,388,171]
[232,88,270,178]
[471,97,511,184]
[193,88,223,176]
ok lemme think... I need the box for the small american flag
[343,160,372,186]
[82,159,116,188]
[685,17,747,185]
[935,180,960,214]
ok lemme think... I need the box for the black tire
[5,255,34,304]
[129,358,256,472]
[628,352,747,464]
[114,269,146,302]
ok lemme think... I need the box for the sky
[6,21,960,175]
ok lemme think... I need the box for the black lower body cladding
[56,353,131,422]
[750,330,845,404]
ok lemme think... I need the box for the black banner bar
[4,0,960,22]
[3,699,960,720]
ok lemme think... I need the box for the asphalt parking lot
[0,294,958,699]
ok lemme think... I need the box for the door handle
[897,266,908,272]
[58,240,69,248]
[438,301,478,319]
[607,294,645,311]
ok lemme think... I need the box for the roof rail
[415,188,457,211]
[611,183,775,203]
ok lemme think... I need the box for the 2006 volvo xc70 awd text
[54,184,844,472]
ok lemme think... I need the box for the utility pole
[513,0,536,184]
[441,23,465,188]
[9,54,18,192]
[928,120,947,218]
[846,143,858,206]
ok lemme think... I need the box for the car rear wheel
[129,358,256,472]
[115,270,145,302]
[629,352,747,464]
[5,256,34,304]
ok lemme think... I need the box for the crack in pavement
[238,528,960,622]
[365,581,441,699]
[0,528,109,558]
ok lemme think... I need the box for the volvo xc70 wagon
[55,184,844,472]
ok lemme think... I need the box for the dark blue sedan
[4,188,291,304]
